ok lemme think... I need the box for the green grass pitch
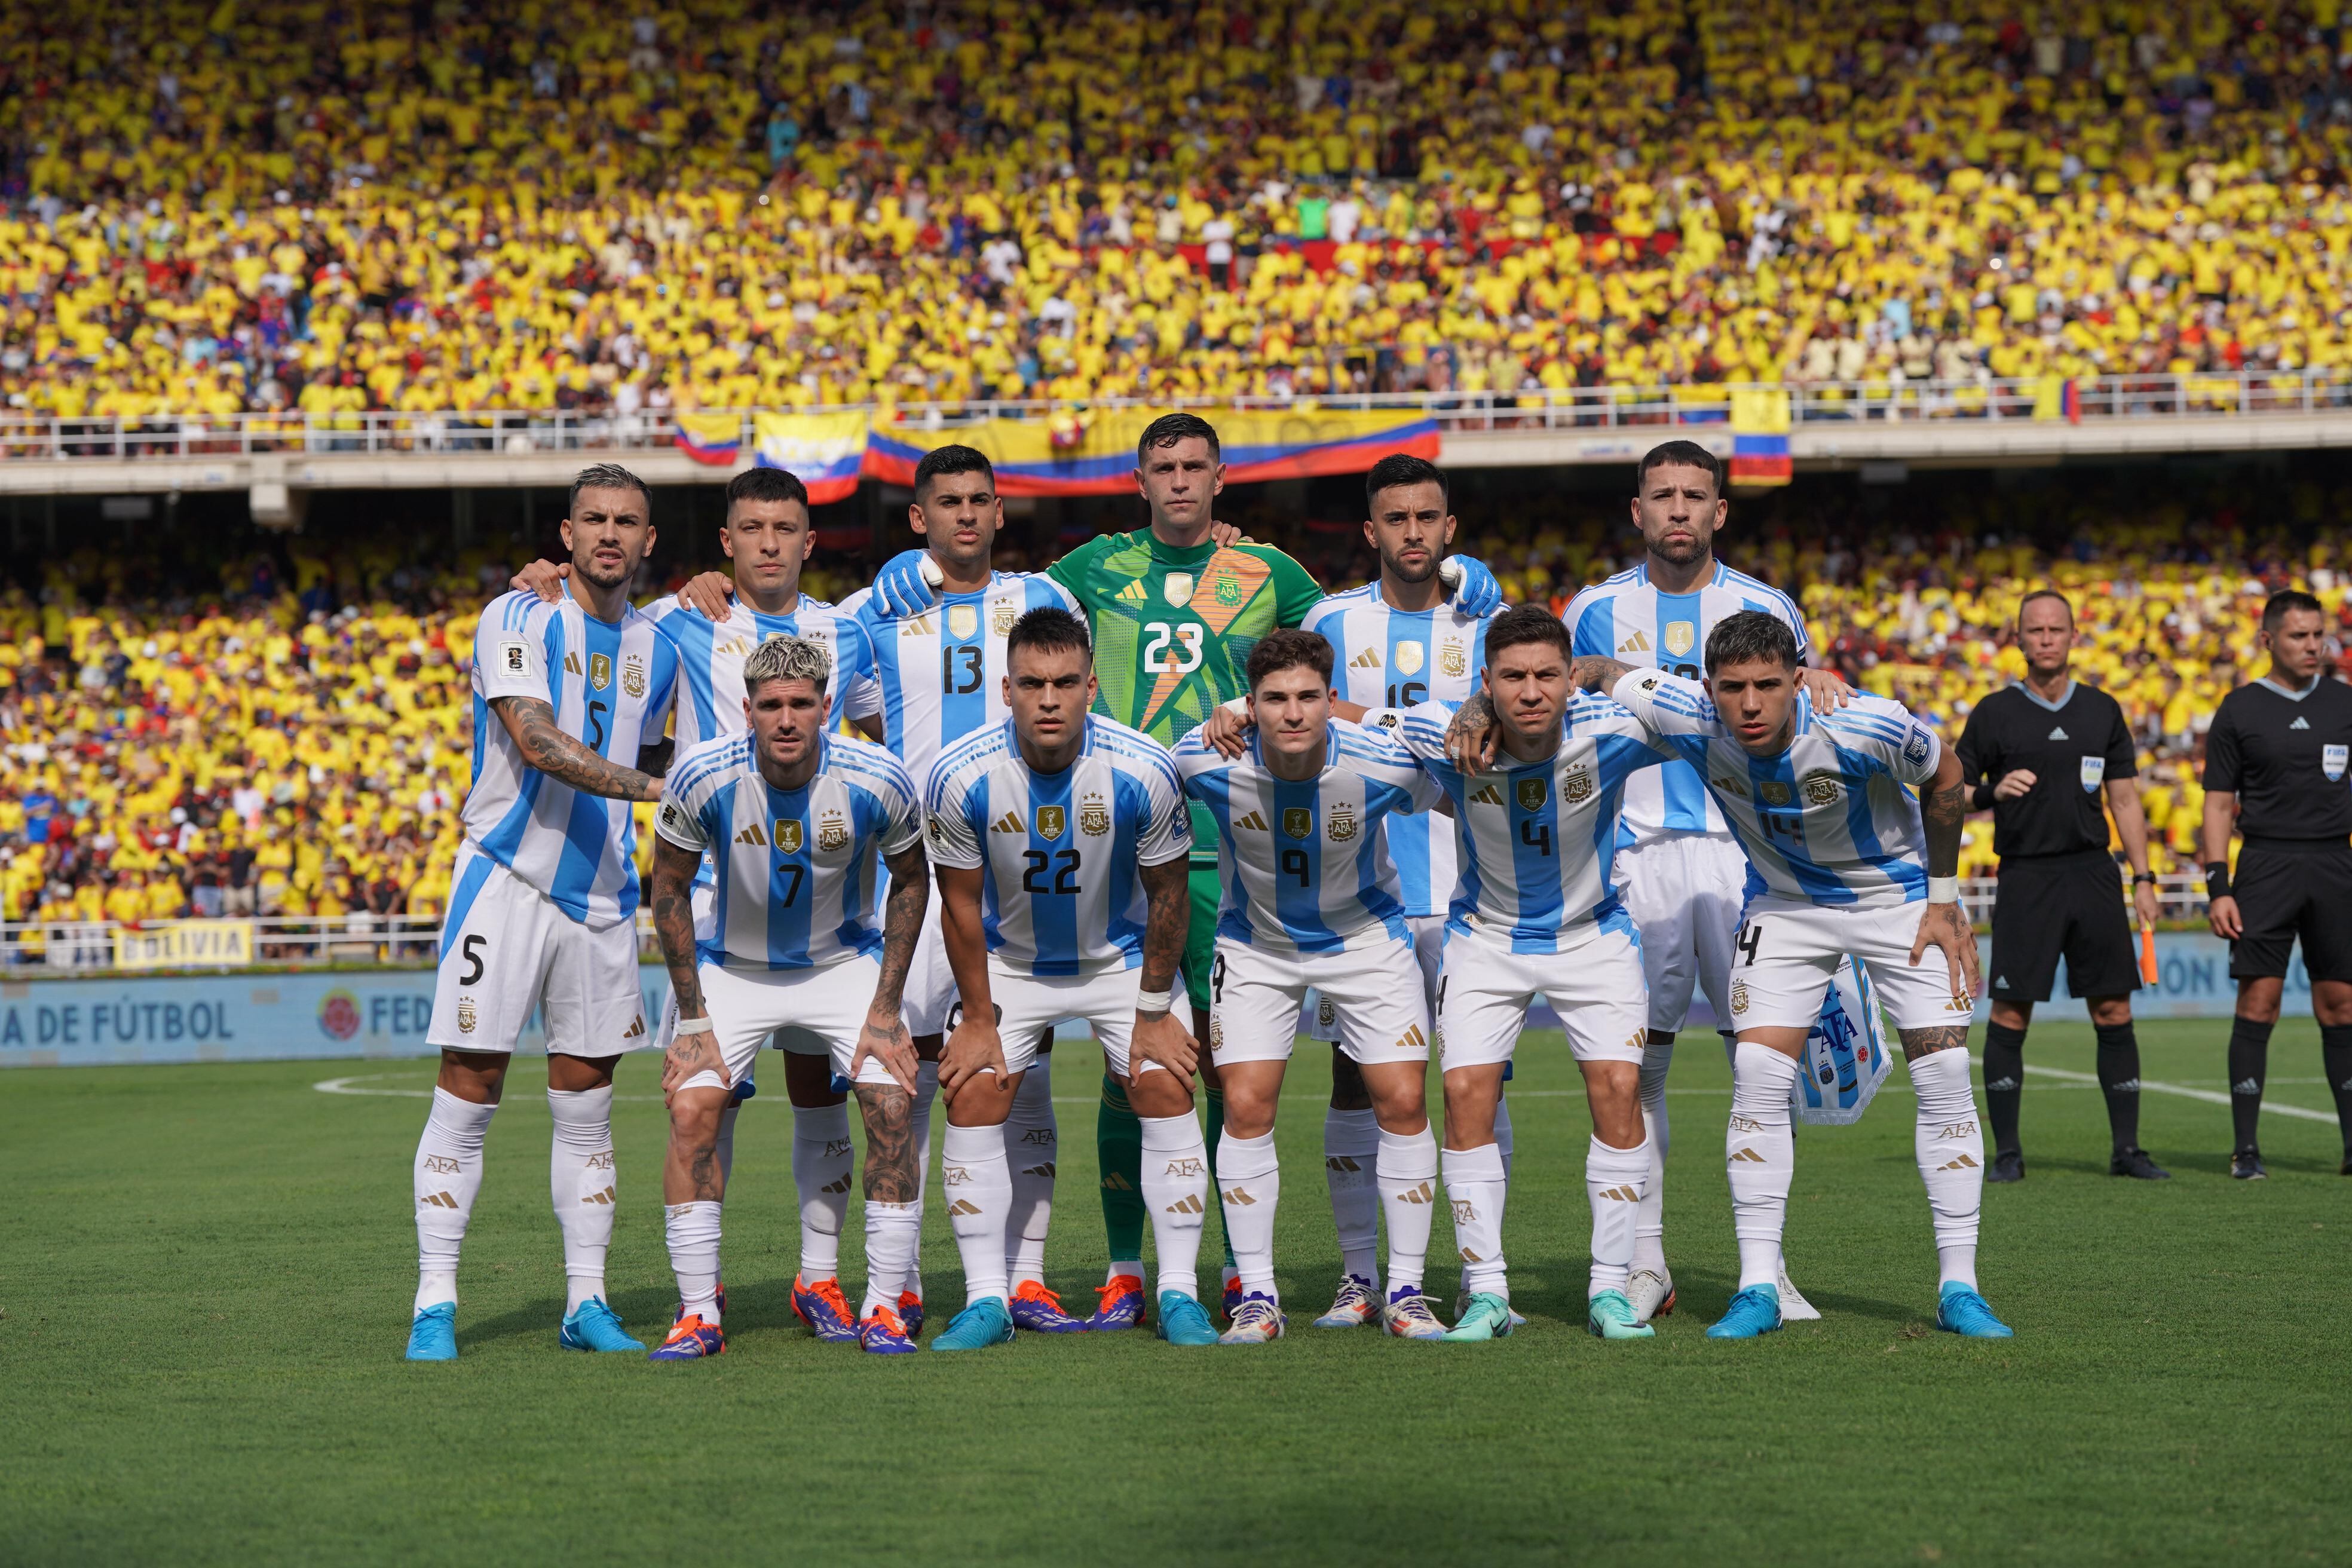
[4,1019,2347,1566]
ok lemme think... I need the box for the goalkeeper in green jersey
[868,412,1502,1324]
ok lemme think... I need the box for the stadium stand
[4,0,2352,430]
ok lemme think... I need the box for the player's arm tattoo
[855,1083,918,1202]
[650,837,705,1021]
[1569,654,1635,692]
[1897,1024,1971,1062]
[1920,745,1967,878]
[1137,857,1190,995]
[871,843,930,1014]
[490,694,660,801]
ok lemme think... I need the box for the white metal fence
[0,874,2212,977]
[0,372,2341,463]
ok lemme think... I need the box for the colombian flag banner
[673,411,744,466]
[752,411,869,503]
[863,409,1440,497]
[1728,387,1792,487]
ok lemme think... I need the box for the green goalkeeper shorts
[1183,864,1220,1013]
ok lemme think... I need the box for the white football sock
[898,1062,939,1301]
[1728,1042,1799,1291]
[1215,1130,1281,1298]
[942,1122,1013,1306]
[1139,1111,1209,1300]
[412,1088,495,1313]
[713,1098,740,1188]
[1376,1123,1439,1297]
[547,1086,617,1314]
[1443,1142,1508,1300]
[862,1200,921,1318]
[1493,1092,1515,1180]
[1322,1105,1380,1283]
[1003,1057,1056,1287]
[792,1103,853,1281]
[1633,1038,1674,1276]
[664,1200,722,1324]
[1585,1134,1650,1298]
[1910,1048,1984,1289]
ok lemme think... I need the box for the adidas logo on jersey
[2048,726,2069,740]
[1235,810,1269,831]
[1116,580,1152,602]
[901,615,935,636]
[2292,716,2311,730]
[1468,784,1503,806]
[734,823,768,846]
[564,651,583,675]
[1349,647,1382,669]
[991,811,1025,833]
[1617,630,1652,654]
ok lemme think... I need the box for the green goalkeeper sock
[1097,1074,1146,1264]
[1203,1086,1236,1270]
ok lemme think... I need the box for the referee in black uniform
[1958,590,2167,1182]
[2202,588,2352,1180]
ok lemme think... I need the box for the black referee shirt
[1956,680,2136,859]
[2202,675,2352,842]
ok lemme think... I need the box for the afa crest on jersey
[1439,641,1466,678]
[623,654,647,699]
[1802,771,1842,806]
[1327,803,1358,841]
[1282,807,1314,839]
[1517,777,1549,811]
[1664,621,1696,658]
[1212,571,1244,607]
[456,997,477,1034]
[1079,794,1111,836]
[991,600,1017,636]
[1036,805,1067,841]
[1395,641,1425,676]
[817,812,851,852]
[774,819,805,855]
[589,653,613,690]
[1563,767,1594,804]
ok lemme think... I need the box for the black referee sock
[1981,1022,2026,1157]
[2227,1017,2274,1152]
[2320,1027,2352,1160]
[2093,1022,2142,1154]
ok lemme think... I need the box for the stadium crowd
[6,0,2352,427]
[0,468,2341,949]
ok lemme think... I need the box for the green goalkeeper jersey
[1048,529,1324,862]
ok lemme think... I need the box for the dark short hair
[1634,440,1725,500]
[1138,411,1221,463]
[569,461,651,518]
[1006,606,1092,666]
[2262,588,2325,634]
[1704,610,1799,674]
[1484,604,1572,666]
[2016,588,2074,628]
[1365,453,1448,511]
[1245,627,1334,692]
[727,466,809,517]
[914,444,996,501]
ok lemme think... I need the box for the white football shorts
[952,960,1185,1081]
[1208,935,1431,1068]
[1726,896,1975,1036]
[1613,832,1748,1035]
[1437,919,1650,1068]
[428,847,647,1055]
[674,956,890,1093]
[1305,914,1444,1044]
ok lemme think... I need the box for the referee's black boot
[1987,1150,2025,1183]
[2109,1147,2170,1180]
[2230,1147,2268,1181]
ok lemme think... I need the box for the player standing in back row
[405,464,679,1362]
[1955,589,2169,1183]
[2200,589,2352,1180]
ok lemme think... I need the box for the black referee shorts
[2228,840,2352,984]
[1988,850,2139,1003]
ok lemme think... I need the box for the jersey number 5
[1141,621,1203,674]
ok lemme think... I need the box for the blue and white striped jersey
[653,731,924,970]
[845,572,1083,782]
[925,715,1193,978]
[1564,562,1812,844]
[644,592,881,748]
[1172,719,1440,955]
[1608,670,1942,909]
[1389,696,1672,953]
[465,589,679,929]
[1303,584,1493,919]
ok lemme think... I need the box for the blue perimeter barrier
[0,934,2315,1069]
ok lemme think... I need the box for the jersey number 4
[1141,621,1203,673]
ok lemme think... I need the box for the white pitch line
[312,1073,664,1102]
[2025,1062,2339,1123]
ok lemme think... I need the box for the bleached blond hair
[742,633,831,694]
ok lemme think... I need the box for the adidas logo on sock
[1019,1163,1056,1179]
[1937,1154,1980,1171]
[421,1190,461,1208]
[2233,1078,2262,1095]
[1220,1187,1257,1206]
[1165,1193,1205,1214]
[2113,1079,2141,1092]
[1235,810,1268,831]
[948,1199,984,1217]
[2292,716,2311,730]
[734,822,768,846]
[1349,647,1382,669]
[1460,1247,1486,1262]
[580,1186,617,1205]
[1985,1076,2019,1091]
[1396,1180,1435,1204]
[1101,1172,1136,1192]
[1469,783,1503,806]
[1594,1184,1640,1202]
[2048,726,2068,740]
[819,1177,852,1195]
[1326,1155,1363,1172]
[1728,1147,1768,1163]
[991,811,1024,833]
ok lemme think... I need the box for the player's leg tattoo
[1898,1024,1971,1061]
[856,1083,919,1202]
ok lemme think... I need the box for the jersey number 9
[1278,847,1310,886]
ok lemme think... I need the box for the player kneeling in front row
[648,635,933,1358]
[1384,607,1671,1341]
[926,608,1218,1348]
[1175,630,1447,1343]
[1579,612,2011,1339]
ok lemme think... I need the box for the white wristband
[673,1015,715,1035]
[1926,877,1961,904]
[1220,697,1248,718]
[1135,987,1174,1015]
